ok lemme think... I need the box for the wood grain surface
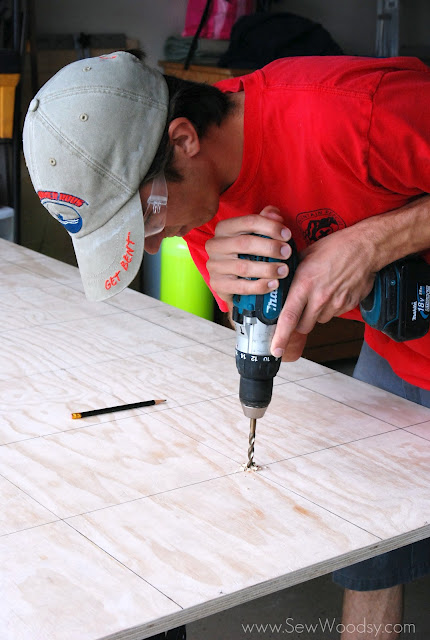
[1,238,430,640]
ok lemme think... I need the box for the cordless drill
[233,238,298,468]
[233,249,430,469]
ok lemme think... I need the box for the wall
[33,1,430,67]
[274,0,376,55]
[34,0,189,68]
[275,0,430,57]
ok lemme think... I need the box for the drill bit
[246,417,257,468]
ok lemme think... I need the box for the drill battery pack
[360,256,430,342]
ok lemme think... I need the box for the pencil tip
[155,399,167,405]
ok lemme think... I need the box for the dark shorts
[332,342,430,591]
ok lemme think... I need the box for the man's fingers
[271,287,309,357]
[214,213,291,243]
[294,306,319,335]
[259,208,286,224]
[280,331,308,362]
[207,233,292,261]
[211,275,281,298]
[207,257,289,281]
[205,210,296,320]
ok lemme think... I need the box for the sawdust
[240,462,262,473]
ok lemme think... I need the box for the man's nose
[144,233,164,254]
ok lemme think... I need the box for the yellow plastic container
[160,237,214,321]
[0,73,20,138]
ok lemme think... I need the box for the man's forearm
[356,195,430,274]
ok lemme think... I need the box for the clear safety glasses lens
[143,172,168,237]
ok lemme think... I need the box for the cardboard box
[0,72,20,138]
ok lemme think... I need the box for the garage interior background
[5,0,430,362]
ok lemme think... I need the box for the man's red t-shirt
[184,56,430,389]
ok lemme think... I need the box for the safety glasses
[143,172,168,237]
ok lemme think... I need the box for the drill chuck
[238,368,278,419]
[235,314,281,418]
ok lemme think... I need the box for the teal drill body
[233,239,298,421]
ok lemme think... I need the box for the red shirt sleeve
[368,67,430,195]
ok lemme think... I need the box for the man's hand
[206,207,307,361]
[281,330,308,362]
[271,225,376,358]
[205,207,293,309]
[206,208,377,363]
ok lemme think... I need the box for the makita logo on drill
[412,301,417,321]
[266,289,279,314]
[418,284,430,319]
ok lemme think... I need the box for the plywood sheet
[2,239,430,640]
[1,521,181,640]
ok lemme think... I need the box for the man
[23,50,430,639]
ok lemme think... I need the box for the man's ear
[168,118,200,158]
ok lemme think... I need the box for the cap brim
[71,190,144,301]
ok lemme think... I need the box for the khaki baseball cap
[23,51,168,301]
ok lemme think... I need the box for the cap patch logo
[37,190,87,234]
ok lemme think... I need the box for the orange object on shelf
[159,60,252,84]
[0,73,20,139]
